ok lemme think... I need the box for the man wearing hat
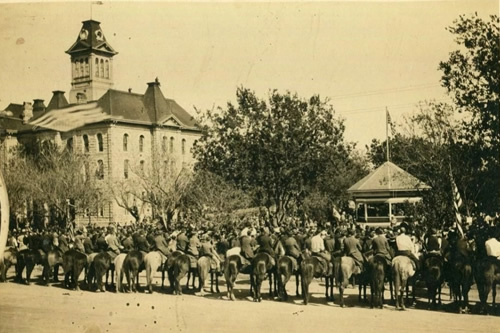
[154,229,170,259]
[372,227,393,267]
[311,230,331,273]
[396,227,420,270]
[200,234,223,275]
[343,229,365,273]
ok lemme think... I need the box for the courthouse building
[0,20,202,225]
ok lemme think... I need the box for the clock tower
[66,20,118,104]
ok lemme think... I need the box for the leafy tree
[439,14,499,212]
[193,87,353,226]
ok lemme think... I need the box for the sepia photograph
[0,1,498,332]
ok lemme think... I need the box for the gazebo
[348,161,430,225]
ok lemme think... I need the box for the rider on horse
[395,227,420,271]
[200,233,223,275]
[372,227,393,267]
[310,230,331,274]
[343,228,365,274]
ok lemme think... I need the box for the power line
[329,83,441,100]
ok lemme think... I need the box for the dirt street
[0,266,498,333]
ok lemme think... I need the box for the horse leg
[26,262,35,285]
[215,272,220,293]
[269,272,273,298]
[339,284,345,308]
[296,272,300,296]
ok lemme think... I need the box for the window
[82,134,89,153]
[97,133,104,152]
[139,135,145,153]
[181,138,186,155]
[124,159,129,179]
[95,58,99,77]
[162,136,167,153]
[105,60,109,78]
[83,162,89,182]
[100,59,104,77]
[66,137,73,152]
[140,160,145,174]
[163,160,168,178]
[96,193,104,217]
[169,137,174,153]
[96,160,104,180]
[85,58,89,75]
[76,93,87,104]
[123,133,128,151]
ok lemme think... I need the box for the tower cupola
[66,20,118,104]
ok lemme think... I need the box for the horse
[87,252,113,292]
[392,256,416,311]
[62,249,88,290]
[113,253,127,293]
[475,258,500,314]
[197,256,221,296]
[369,255,386,309]
[224,254,244,301]
[0,247,17,282]
[423,255,443,308]
[41,245,64,285]
[301,255,332,305]
[15,236,43,285]
[122,251,144,293]
[335,256,362,308]
[144,251,167,294]
[165,251,190,295]
[250,252,275,302]
[276,255,300,301]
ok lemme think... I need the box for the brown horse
[276,256,300,301]
[301,255,332,305]
[392,256,416,310]
[423,256,443,308]
[369,255,386,309]
[62,249,87,290]
[475,258,500,314]
[0,247,17,282]
[250,252,275,302]
[87,252,113,292]
[122,251,144,293]
[166,252,190,295]
[224,254,245,301]
[449,256,473,313]
[41,245,64,285]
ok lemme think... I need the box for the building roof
[348,161,430,193]
[66,20,117,57]
[0,82,199,133]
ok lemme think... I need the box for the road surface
[0,266,498,333]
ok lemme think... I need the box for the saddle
[186,254,198,269]
[312,254,332,276]
[288,256,298,272]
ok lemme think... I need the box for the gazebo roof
[348,161,430,193]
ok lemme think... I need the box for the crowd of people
[6,212,500,280]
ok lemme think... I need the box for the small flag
[450,168,464,237]
[28,102,113,132]
[386,109,396,137]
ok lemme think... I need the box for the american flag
[450,169,464,237]
[386,109,396,137]
[28,102,112,132]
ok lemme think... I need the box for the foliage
[193,87,358,226]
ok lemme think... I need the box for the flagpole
[386,107,390,162]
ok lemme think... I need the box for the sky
[0,0,497,148]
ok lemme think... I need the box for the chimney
[47,90,69,110]
[21,102,33,123]
[128,88,132,93]
[33,99,46,113]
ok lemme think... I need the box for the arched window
[66,137,73,152]
[105,60,109,78]
[169,137,174,153]
[83,162,89,182]
[123,133,128,151]
[96,193,104,217]
[163,160,168,178]
[82,134,89,153]
[79,59,84,77]
[181,138,186,155]
[162,136,167,153]
[96,133,104,152]
[139,135,145,153]
[96,160,104,180]
[140,160,145,174]
[100,59,104,77]
[85,58,89,75]
[95,58,99,77]
[124,159,129,179]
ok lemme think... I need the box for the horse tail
[301,260,314,304]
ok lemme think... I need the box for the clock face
[79,29,88,40]
[95,29,104,41]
